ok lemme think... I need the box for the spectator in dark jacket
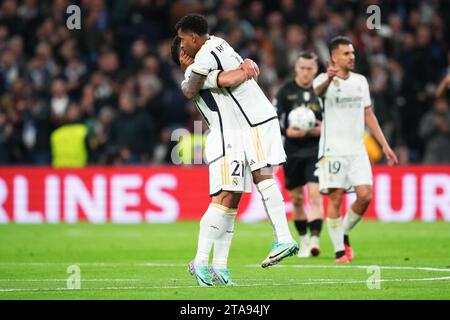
[109,92,154,164]
[22,93,52,164]
[419,97,450,163]
[0,110,12,163]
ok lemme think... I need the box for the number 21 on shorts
[231,160,245,177]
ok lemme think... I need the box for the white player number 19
[328,160,341,175]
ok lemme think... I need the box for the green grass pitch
[0,221,449,299]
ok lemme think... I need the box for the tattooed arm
[181,72,207,99]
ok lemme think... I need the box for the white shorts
[241,119,287,172]
[209,151,253,196]
[316,152,373,194]
[206,119,286,196]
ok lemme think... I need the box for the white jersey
[189,36,278,128]
[184,65,240,131]
[313,72,372,157]
[184,65,243,164]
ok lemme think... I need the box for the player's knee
[290,191,304,208]
[293,197,303,208]
[357,189,373,205]
[328,196,342,209]
[252,167,274,185]
[223,197,241,209]
[212,191,242,208]
[308,192,322,208]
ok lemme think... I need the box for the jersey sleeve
[183,67,221,90]
[313,73,328,90]
[203,70,222,89]
[189,48,217,76]
[362,76,372,108]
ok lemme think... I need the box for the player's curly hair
[174,13,208,36]
[171,36,181,66]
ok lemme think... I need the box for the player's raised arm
[178,47,209,98]
[313,61,337,97]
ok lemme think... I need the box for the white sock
[343,208,362,235]
[310,235,320,247]
[195,204,230,266]
[300,234,310,248]
[327,217,345,253]
[257,179,293,243]
[212,210,237,269]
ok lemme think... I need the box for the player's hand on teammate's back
[240,58,259,81]
[326,61,338,80]
[179,50,194,72]
[383,145,399,166]
[286,127,307,138]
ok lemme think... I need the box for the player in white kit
[313,36,398,263]
[175,14,298,284]
[172,35,259,286]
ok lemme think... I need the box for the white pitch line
[244,264,450,273]
[1,276,449,293]
[0,285,198,293]
[138,263,187,267]
[1,262,450,273]
[0,262,187,267]
[170,278,353,282]
[0,262,128,267]
[0,279,141,282]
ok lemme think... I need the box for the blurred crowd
[0,0,449,166]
